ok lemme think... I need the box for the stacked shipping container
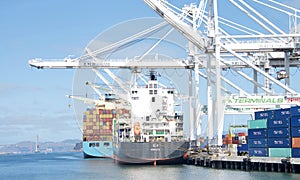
[291,106,300,157]
[248,118,268,157]
[222,132,248,155]
[247,106,300,158]
[82,108,116,142]
[268,108,291,157]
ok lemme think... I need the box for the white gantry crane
[143,0,300,145]
[29,1,300,148]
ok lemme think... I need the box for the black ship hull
[113,141,189,165]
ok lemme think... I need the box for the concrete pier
[184,153,300,173]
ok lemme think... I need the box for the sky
[0,0,160,145]
[1,0,300,145]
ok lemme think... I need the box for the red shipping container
[232,139,239,144]
[238,132,246,136]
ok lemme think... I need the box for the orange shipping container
[225,134,235,138]
[223,137,232,144]
[292,137,300,148]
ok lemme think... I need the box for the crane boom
[144,0,207,51]
[28,58,189,69]
[67,95,115,109]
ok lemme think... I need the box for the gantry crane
[29,0,300,147]
[143,0,300,145]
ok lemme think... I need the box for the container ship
[113,71,189,165]
[82,94,131,158]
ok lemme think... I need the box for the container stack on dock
[82,108,116,142]
[268,108,291,157]
[222,132,247,156]
[291,106,300,157]
[186,106,300,173]
[223,134,236,156]
[247,107,300,158]
[248,116,268,157]
[237,132,248,155]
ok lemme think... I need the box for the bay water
[0,152,299,180]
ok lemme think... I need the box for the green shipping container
[248,119,267,129]
[268,148,291,157]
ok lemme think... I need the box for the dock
[184,152,300,173]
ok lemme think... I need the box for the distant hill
[0,139,82,154]
[61,139,82,144]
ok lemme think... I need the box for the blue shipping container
[248,128,267,139]
[268,137,291,148]
[291,127,300,137]
[291,116,300,127]
[267,127,291,138]
[248,138,268,148]
[254,110,274,120]
[274,108,291,119]
[237,144,248,152]
[249,147,268,157]
[292,148,300,158]
[267,117,290,128]
[291,106,300,117]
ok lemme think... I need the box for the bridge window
[168,91,174,94]
[132,97,139,100]
[104,142,110,146]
